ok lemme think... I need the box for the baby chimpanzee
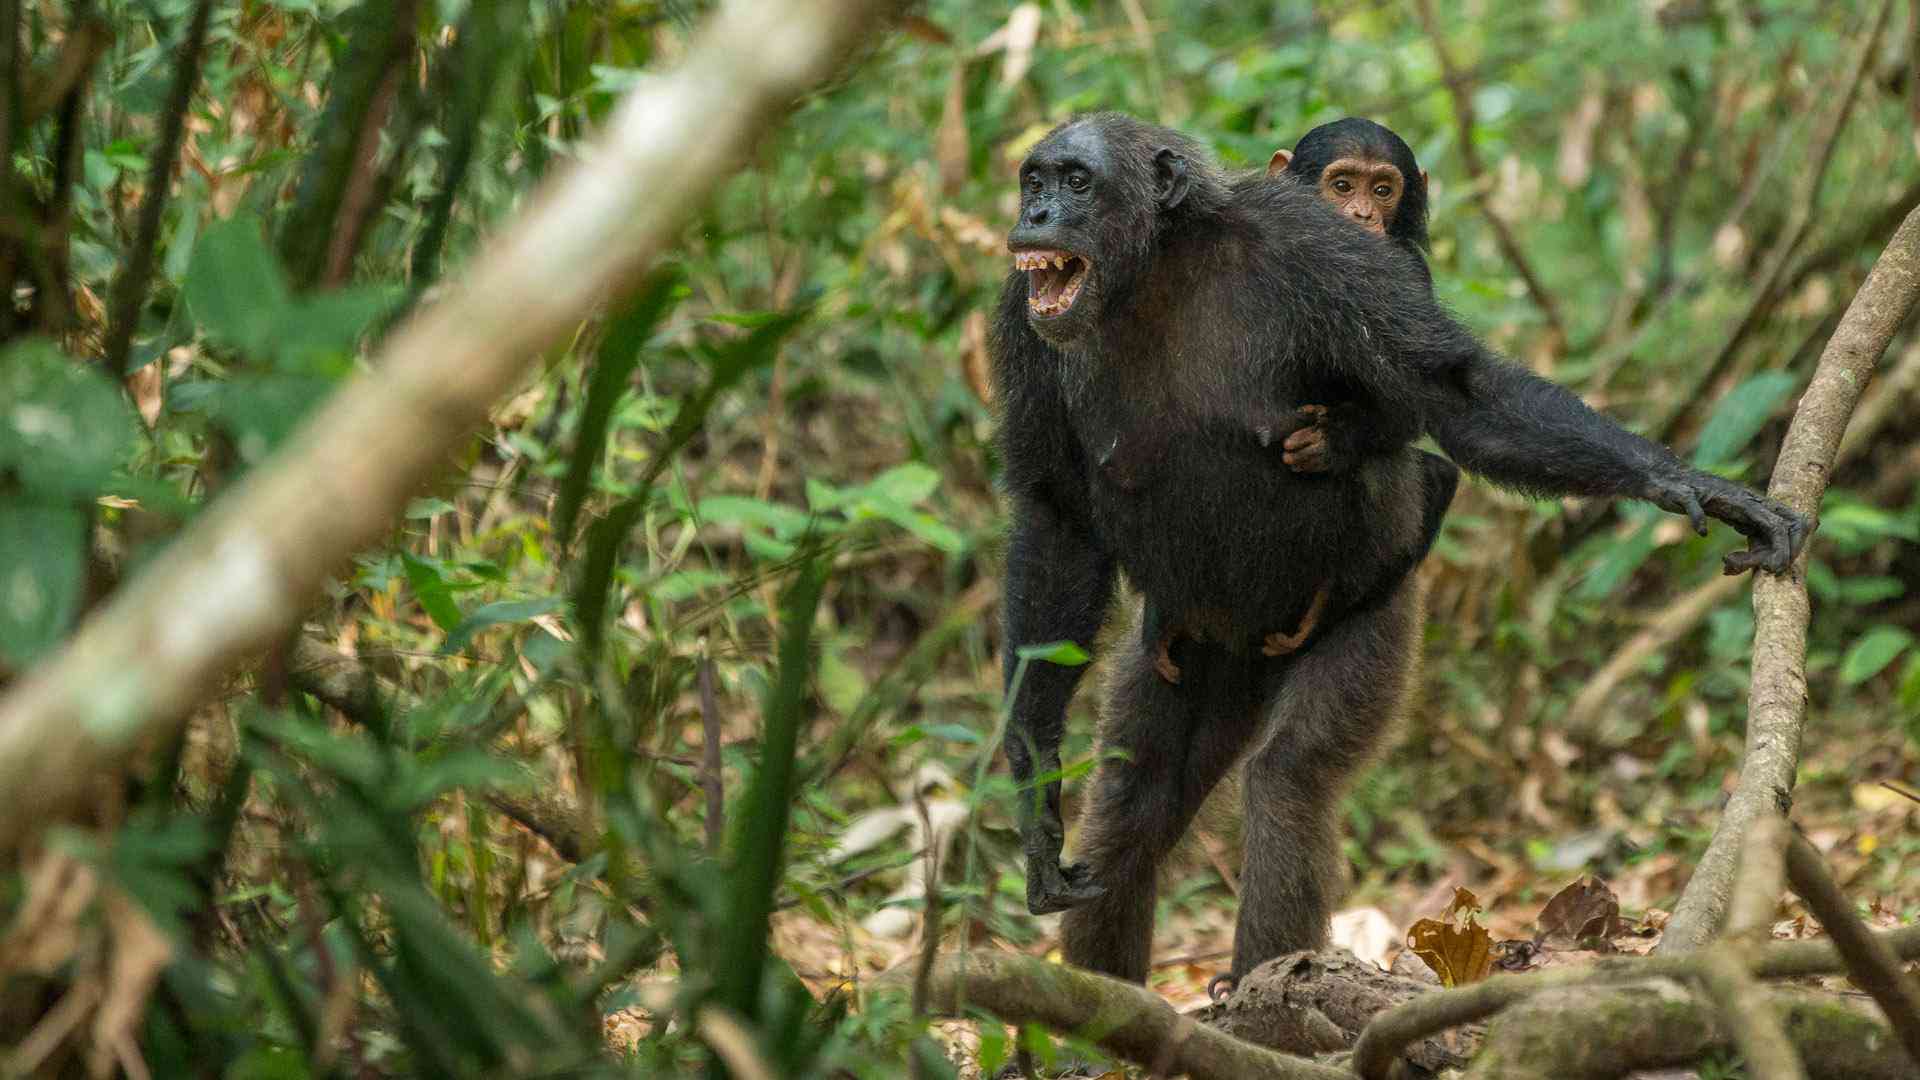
[1152,118,1452,685]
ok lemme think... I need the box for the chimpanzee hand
[1645,471,1812,575]
[1280,404,1351,473]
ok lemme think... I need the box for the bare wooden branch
[0,0,902,859]
[894,953,1348,1080]
[1786,835,1920,1069]
[1662,202,1920,952]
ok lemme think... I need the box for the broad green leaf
[402,554,464,633]
[441,596,563,656]
[1836,577,1906,606]
[270,284,400,373]
[184,218,291,354]
[1692,371,1797,469]
[209,373,335,463]
[0,339,137,498]
[697,495,814,538]
[865,462,941,506]
[0,503,85,664]
[1841,626,1914,687]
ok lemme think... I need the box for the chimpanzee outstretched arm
[1424,349,1810,574]
[1002,487,1115,915]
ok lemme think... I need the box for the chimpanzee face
[1007,124,1111,343]
[1317,155,1407,238]
[1007,122,1193,346]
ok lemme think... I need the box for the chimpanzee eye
[1332,179,1351,193]
[1066,171,1089,192]
[1027,173,1042,193]
[1374,185,1392,199]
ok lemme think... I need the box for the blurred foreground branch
[1661,203,1920,952]
[0,0,900,858]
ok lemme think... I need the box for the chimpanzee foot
[1154,633,1182,684]
[1262,585,1330,656]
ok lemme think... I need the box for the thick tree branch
[1352,920,1920,1079]
[894,953,1347,1080]
[1662,202,1920,952]
[0,0,902,858]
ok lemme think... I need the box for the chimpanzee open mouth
[1014,249,1092,317]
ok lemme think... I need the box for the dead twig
[1693,815,1804,1080]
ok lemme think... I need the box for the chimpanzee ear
[1418,168,1429,192]
[1153,147,1191,209]
[1267,148,1293,177]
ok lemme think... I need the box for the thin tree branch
[1412,0,1567,351]
[698,650,724,856]
[1786,834,1920,1069]
[102,0,216,381]
[0,0,905,858]
[1661,201,1920,952]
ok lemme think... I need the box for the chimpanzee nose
[1027,206,1051,226]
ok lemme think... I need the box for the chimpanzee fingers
[1683,491,1708,536]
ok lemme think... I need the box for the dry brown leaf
[896,14,952,44]
[1406,887,1494,987]
[936,61,969,196]
[1534,875,1622,950]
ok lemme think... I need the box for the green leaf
[697,495,814,538]
[865,462,941,506]
[1691,371,1798,469]
[0,339,137,498]
[1017,641,1090,667]
[713,554,829,1024]
[1836,577,1906,606]
[554,271,683,548]
[184,218,291,354]
[209,373,336,463]
[402,554,464,633]
[270,284,400,373]
[1841,626,1914,687]
[0,503,85,665]
[441,596,563,656]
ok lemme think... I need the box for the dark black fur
[993,113,1808,988]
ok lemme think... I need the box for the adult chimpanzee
[992,113,1806,993]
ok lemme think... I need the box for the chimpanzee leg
[1060,609,1266,984]
[1230,579,1422,978]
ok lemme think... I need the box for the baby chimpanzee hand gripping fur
[992,113,1807,992]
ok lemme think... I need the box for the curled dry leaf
[1406,887,1495,987]
[1534,875,1624,951]
[1330,906,1398,970]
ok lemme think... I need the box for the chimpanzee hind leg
[1060,611,1266,984]
[1230,578,1422,979]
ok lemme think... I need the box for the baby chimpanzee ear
[1153,148,1190,210]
